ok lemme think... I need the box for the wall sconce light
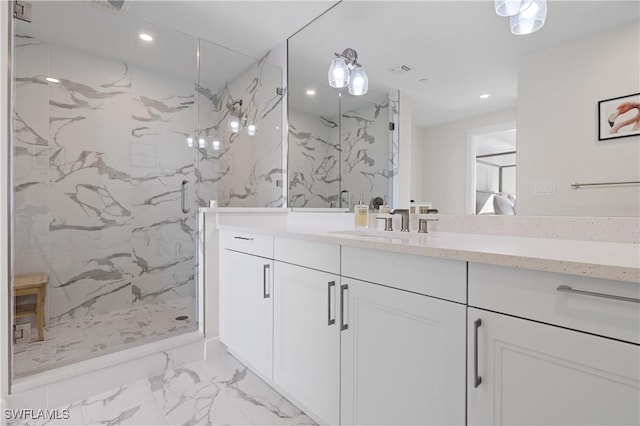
[227,99,244,133]
[328,48,368,96]
[494,0,547,35]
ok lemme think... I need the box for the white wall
[419,108,516,214]
[517,20,640,217]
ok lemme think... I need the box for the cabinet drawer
[274,238,340,274]
[221,230,273,258]
[468,263,640,344]
[341,246,466,303]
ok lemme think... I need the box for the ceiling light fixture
[328,48,368,96]
[186,137,194,148]
[246,123,257,137]
[306,89,316,96]
[212,140,220,151]
[139,33,153,42]
[480,93,491,99]
[45,77,60,84]
[494,0,523,17]
[198,138,206,149]
[510,0,547,35]
[494,0,547,35]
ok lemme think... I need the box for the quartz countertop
[216,224,640,283]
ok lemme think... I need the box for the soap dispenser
[379,196,391,214]
[354,195,369,228]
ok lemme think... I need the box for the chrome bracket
[14,0,32,23]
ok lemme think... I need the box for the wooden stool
[14,273,48,341]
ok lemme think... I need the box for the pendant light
[494,0,523,17]
[510,0,547,35]
[348,65,369,96]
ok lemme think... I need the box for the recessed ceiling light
[46,77,60,84]
[139,33,153,42]
[480,93,491,99]
[306,89,316,96]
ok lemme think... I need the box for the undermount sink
[330,229,432,242]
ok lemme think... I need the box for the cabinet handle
[474,318,482,388]
[557,285,640,304]
[234,236,254,241]
[263,264,270,298]
[340,284,348,331]
[328,281,336,326]
[181,180,190,214]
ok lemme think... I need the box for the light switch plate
[534,182,556,196]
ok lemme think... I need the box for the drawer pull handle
[557,285,640,304]
[263,264,270,298]
[234,236,254,241]
[328,281,336,326]
[340,284,349,331]
[474,318,482,388]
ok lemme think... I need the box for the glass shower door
[11,1,199,377]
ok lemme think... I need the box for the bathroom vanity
[210,210,640,426]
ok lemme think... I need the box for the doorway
[466,122,517,215]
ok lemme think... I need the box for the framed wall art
[598,93,640,141]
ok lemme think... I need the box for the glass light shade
[328,57,350,88]
[198,138,206,148]
[228,112,242,133]
[348,66,368,96]
[510,0,547,35]
[212,140,220,151]
[186,137,194,148]
[495,0,524,17]
[246,123,257,136]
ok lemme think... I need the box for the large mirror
[287,0,640,216]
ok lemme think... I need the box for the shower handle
[181,180,190,214]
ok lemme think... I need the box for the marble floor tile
[8,346,315,426]
[13,297,197,377]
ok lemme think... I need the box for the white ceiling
[16,1,338,91]
[289,0,640,127]
[14,1,639,128]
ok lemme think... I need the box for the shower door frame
[1,0,14,399]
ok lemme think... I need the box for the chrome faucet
[340,190,351,210]
[390,208,410,232]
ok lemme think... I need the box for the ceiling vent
[391,65,413,74]
[85,0,129,14]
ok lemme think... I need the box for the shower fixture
[328,48,369,96]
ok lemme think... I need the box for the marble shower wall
[288,109,340,207]
[288,96,396,208]
[14,35,199,323]
[197,52,284,208]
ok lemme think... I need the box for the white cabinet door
[273,262,340,425]
[341,278,466,426]
[220,249,273,379]
[468,308,640,426]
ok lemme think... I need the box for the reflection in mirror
[197,40,284,208]
[287,0,639,216]
[288,70,397,209]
